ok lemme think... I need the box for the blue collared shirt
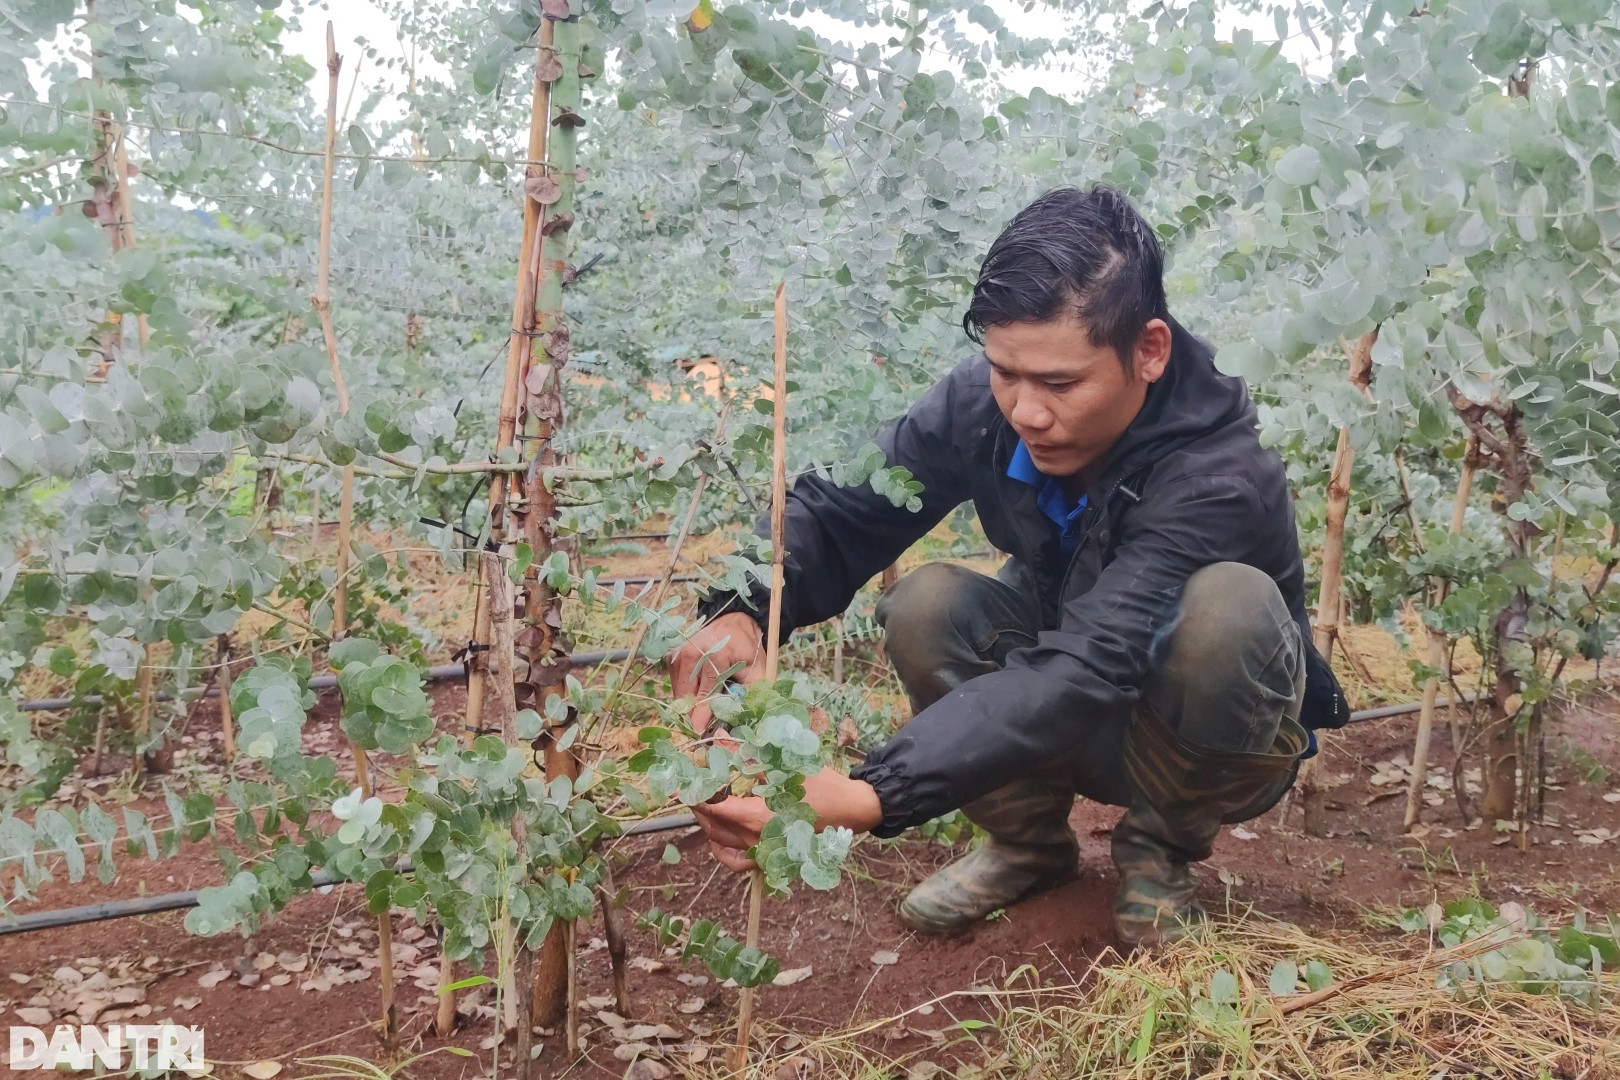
[1007,441,1089,552]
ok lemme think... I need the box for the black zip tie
[569,251,605,279]
[726,457,762,516]
[419,516,481,544]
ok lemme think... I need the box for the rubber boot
[1111,801,1216,948]
[900,772,1078,933]
[1111,707,1307,949]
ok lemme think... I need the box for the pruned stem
[598,870,631,1015]
[1298,328,1377,837]
[735,283,791,1071]
[315,21,395,1048]
[1404,450,1474,830]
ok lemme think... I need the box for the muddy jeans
[875,561,1309,821]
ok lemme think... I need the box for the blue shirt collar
[1007,440,1044,486]
[1007,440,1089,551]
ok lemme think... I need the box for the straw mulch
[715,910,1620,1080]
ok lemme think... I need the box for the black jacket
[701,318,1348,837]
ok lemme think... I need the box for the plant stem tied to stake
[521,8,587,1046]
[314,22,397,1048]
[735,283,790,1070]
[438,9,559,1041]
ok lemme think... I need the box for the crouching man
[670,185,1348,947]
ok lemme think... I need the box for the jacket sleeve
[850,471,1271,837]
[697,359,981,639]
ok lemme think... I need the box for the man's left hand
[691,794,771,872]
[690,767,885,873]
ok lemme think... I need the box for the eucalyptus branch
[0,368,104,383]
[0,97,563,172]
[264,450,637,483]
[11,567,330,642]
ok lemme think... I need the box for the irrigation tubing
[0,812,698,937]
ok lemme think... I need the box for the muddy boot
[900,773,1077,933]
[1111,802,1214,948]
[1112,707,1307,949]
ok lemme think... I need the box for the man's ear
[1135,319,1172,383]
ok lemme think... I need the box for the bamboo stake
[313,23,396,1047]
[216,633,236,762]
[735,283,790,1071]
[440,15,557,1038]
[1404,451,1475,830]
[88,707,108,777]
[131,655,154,779]
[106,114,159,775]
[1297,329,1376,837]
[111,130,149,348]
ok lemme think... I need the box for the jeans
[875,560,1308,817]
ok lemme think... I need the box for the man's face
[984,316,1171,479]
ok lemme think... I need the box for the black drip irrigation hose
[0,812,698,937]
[0,694,1481,938]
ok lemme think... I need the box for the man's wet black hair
[963,185,1170,368]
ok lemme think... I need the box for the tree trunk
[1482,593,1528,821]
[1447,391,1537,823]
[1298,329,1377,836]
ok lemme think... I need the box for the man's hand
[669,611,767,733]
[691,767,885,873]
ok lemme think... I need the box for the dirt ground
[4,671,1619,1078]
[5,530,1620,1077]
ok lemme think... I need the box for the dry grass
[702,910,1620,1080]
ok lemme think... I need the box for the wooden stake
[131,650,155,780]
[735,283,790,1071]
[1404,451,1474,830]
[1297,329,1376,837]
[110,130,149,348]
[101,110,158,774]
[216,633,236,762]
[314,22,395,1047]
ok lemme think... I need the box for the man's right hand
[669,611,767,733]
